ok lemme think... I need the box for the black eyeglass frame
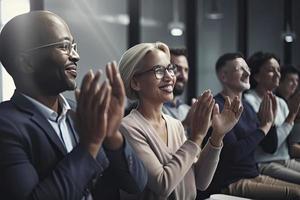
[135,64,177,79]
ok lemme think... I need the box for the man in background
[162,48,193,129]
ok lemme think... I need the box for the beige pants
[227,175,300,200]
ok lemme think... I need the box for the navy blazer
[0,91,147,200]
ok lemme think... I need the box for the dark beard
[173,86,184,96]
[32,70,75,96]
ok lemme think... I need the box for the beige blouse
[120,109,222,200]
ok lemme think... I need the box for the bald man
[0,11,147,200]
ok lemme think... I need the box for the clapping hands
[75,61,126,157]
[189,90,243,147]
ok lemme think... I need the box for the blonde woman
[119,42,243,200]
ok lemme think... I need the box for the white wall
[0,0,30,102]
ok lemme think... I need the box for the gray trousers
[258,159,300,184]
[226,175,300,200]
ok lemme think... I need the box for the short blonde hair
[119,42,170,100]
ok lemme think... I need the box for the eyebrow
[58,37,74,42]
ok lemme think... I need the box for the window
[0,0,30,101]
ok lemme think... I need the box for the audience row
[1,10,300,200]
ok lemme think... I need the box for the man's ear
[16,54,35,74]
[130,76,141,92]
[218,70,227,83]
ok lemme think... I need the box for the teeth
[160,85,173,92]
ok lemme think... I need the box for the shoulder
[0,100,24,121]
[275,95,289,114]
[244,90,257,102]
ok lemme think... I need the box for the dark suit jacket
[0,91,147,200]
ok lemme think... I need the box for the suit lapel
[12,91,68,155]
[66,109,79,145]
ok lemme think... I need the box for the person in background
[118,42,243,200]
[275,65,299,102]
[0,11,147,200]
[275,66,300,160]
[244,51,300,184]
[162,48,192,129]
[200,53,300,200]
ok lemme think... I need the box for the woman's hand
[190,90,215,145]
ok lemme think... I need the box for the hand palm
[106,62,125,137]
[212,108,238,136]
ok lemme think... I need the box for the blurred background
[0,0,299,103]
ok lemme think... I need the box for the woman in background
[118,42,243,200]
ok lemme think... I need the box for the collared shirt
[162,98,190,122]
[23,93,75,152]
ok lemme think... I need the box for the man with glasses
[0,11,147,200]
[162,48,192,130]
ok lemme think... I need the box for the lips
[65,64,77,78]
[159,84,174,93]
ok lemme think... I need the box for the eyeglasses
[23,41,78,55]
[136,64,177,79]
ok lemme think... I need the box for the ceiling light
[168,0,185,37]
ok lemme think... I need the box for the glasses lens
[72,43,77,53]
[167,64,177,76]
[154,66,164,79]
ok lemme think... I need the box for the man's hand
[104,62,126,150]
[210,96,243,146]
[75,70,111,158]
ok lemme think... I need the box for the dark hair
[215,52,244,73]
[280,65,299,81]
[247,51,280,89]
[170,48,187,57]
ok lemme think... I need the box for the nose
[163,69,174,81]
[243,68,251,76]
[69,49,80,62]
[275,70,281,79]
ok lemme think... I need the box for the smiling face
[171,54,189,96]
[132,49,176,104]
[254,58,281,91]
[220,57,250,93]
[279,73,299,98]
[18,12,80,96]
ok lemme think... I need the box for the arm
[257,92,278,153]
[259,126,278,153]
[274,99,294,149]
[0,119,109,200]
[290,143,300,158]
[194,138,222,191]
[102,135,148,193]
[119,124,201,198]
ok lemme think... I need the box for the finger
[80,70,94,94]
[106,62,113,85]
[212,103,220,116]
[78,70,94,114]
[98,83,111,120]
[75,89,80,102]
[197,92,213,114]
[207,98,215,118]
[236,104,243,118]
[191,98,197,105]
[224,96,231,110]
[232,96,241,114]
[86,71,102,110]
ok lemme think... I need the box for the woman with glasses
[118,42,243,200]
